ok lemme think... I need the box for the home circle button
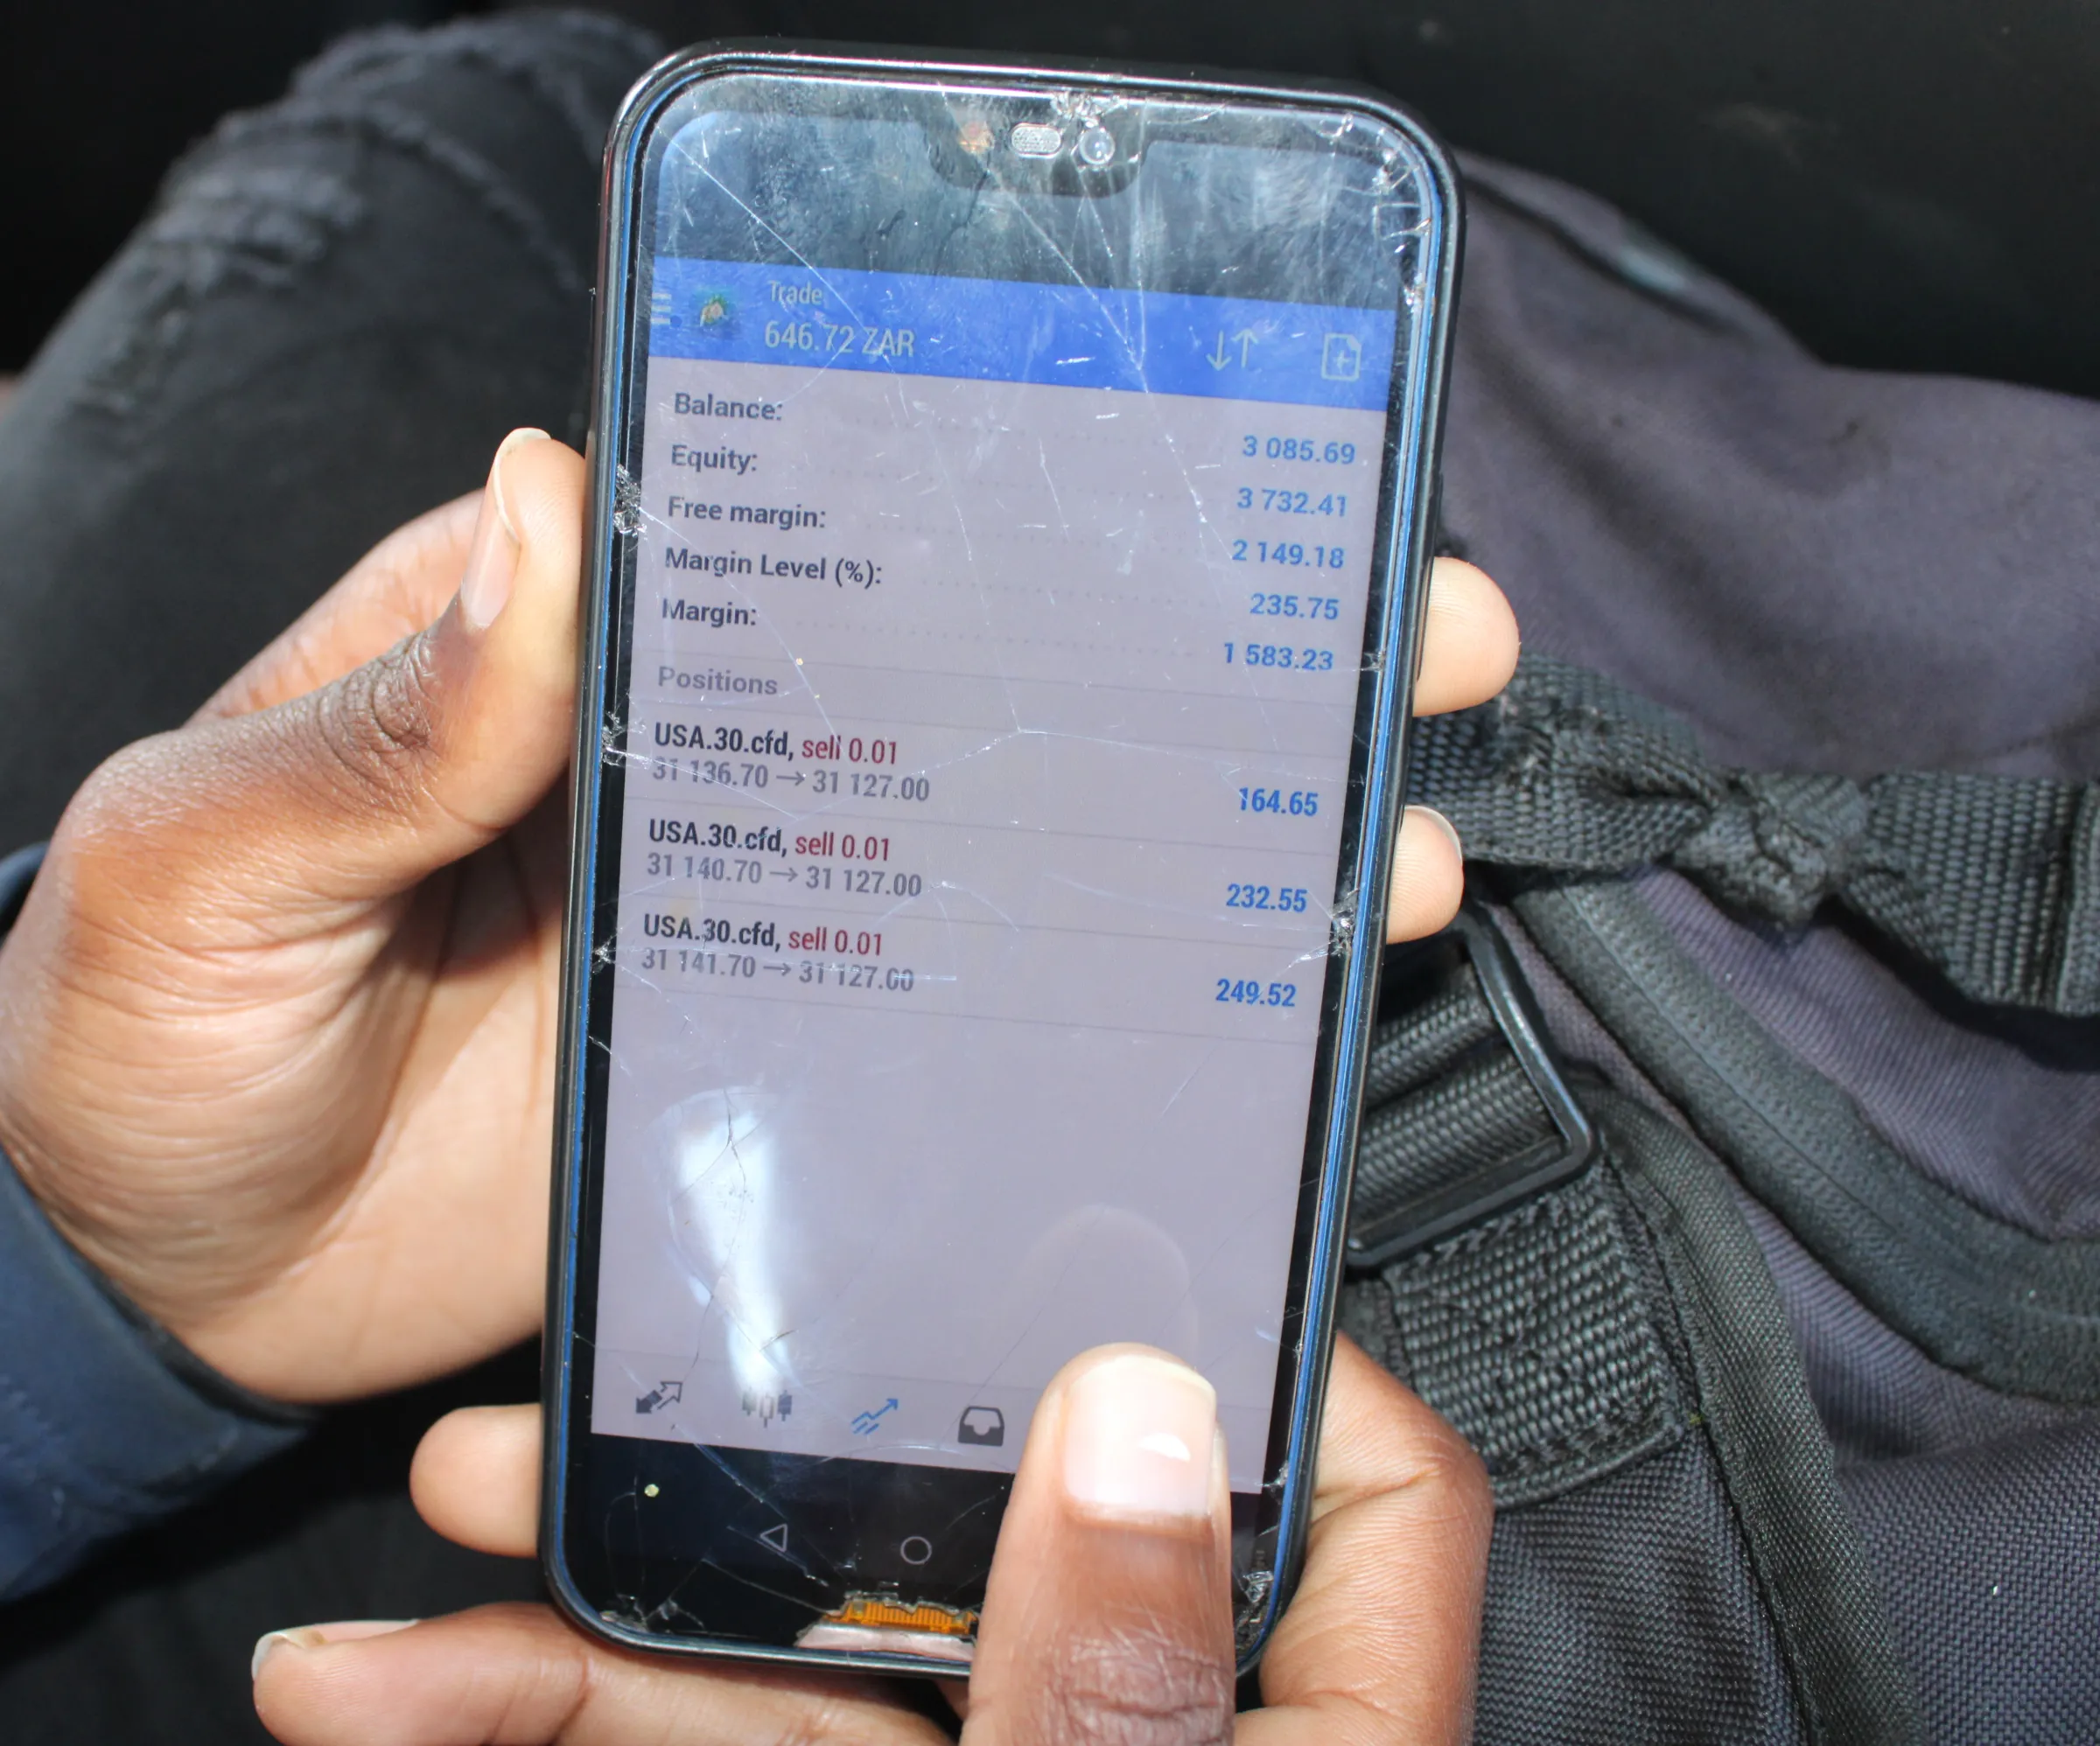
[899,1535,934,1567]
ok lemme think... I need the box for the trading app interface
[592,157,1399,1494]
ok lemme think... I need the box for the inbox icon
[958,1406,1005,1447]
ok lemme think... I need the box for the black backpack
[1339,157,2100,1745]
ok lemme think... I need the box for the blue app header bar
[648,259,1397,411]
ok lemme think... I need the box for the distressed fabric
[0,17,662,1739]
[0,10,659,851]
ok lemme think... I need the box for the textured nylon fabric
[1345,927,1923,1743]
[1362,973,1496,1104]
[1478,1442,1810,1746]
[1596,1096,1922,1745]
[1341,1089,1921,1743]
[1389,131,2100,1743]
[1343,1195,1813,1746]
[1740,1194,2087,1465]
[1392,132,2100,1745]
[1438,157,2100,787]
[1354,1052,1558,1229]
[1513,879,2100,1403]
[1407,655,2100,1016]
[1344,1172,1678,1507]
[1470,889,2100,1743]
[1838,1418,2100,1746]
[1424,182,2100,1746]
[1639,866,2100,1242]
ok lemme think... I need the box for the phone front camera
[1075,126,1116,168]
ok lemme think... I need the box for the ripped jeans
[0,16,658,1741]
[0,10,660,850]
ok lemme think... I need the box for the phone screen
[555,66,1451,1662]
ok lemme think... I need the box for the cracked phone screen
[558,66,1443,1667]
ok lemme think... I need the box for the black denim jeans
[0,10,659,851]
[0,18,658,1743]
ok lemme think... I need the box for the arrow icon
[765,961,791,976]
[1233,327,1259,366]
[779,771,806,786]
[634,1379,684,1414]
[771,868,797,881]
[851,1397,900,1435]
[1207,330,1231,370]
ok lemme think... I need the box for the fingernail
[1060,1353,1218,1520]
[1410,805,1463,856]
[458,428,549,632]
[251,1619,416,1680]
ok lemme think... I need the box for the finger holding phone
[0,450,1506,1435]
[250,1336,1490,1744]
[0,42,1513,1727]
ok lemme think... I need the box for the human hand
[0,423,1516,1403]
[251,1335,1492,1743]
[0,428,584,1400]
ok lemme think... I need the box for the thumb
[964,1345,1236,1744]
[61,429,587,923]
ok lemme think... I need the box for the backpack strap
[1342,911,1922,1743]
[1346,905,1593,1268]
[1340,911,1678,1509]
[1511,876,2100,1402]
[1341,907,1674,1512]
[1410,654,2100,1016]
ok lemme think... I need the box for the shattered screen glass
[563,69,1441,1661]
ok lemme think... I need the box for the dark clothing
[0,17,659,1743]
[0,10,658,853]
[9,0,2100,402]
[0,1341,542,1746]
[0,1008,304,1602]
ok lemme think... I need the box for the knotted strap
[1409,655,2100,1015]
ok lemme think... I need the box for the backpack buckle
[1344,903,1597,1269]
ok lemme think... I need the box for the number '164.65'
[1239,787,1319,816]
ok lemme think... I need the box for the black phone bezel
[542,40,1463,1678]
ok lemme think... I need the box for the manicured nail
[1060,1353,1218,1520]
[1409,804,1463,856]
[458,428,549,631]
[251,1619,416,1680]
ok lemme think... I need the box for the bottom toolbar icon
[958,1406,1004,1447]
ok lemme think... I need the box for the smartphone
[544,43,1460,1674]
